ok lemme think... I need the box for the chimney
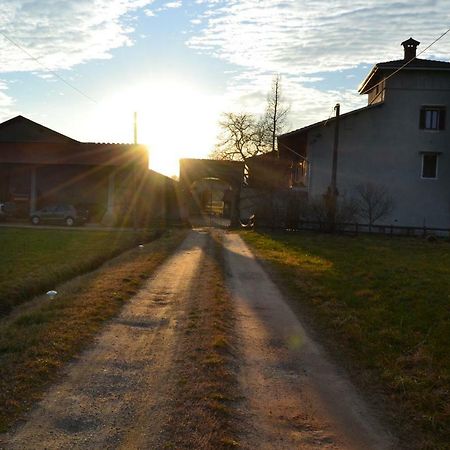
[401,37,420,61]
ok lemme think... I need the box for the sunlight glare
[91,80,226,177]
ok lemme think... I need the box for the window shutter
[439,109,446,130]
[419,109,426,129]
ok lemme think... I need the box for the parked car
[30,204,88,226]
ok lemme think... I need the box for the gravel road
[2,229,395,449]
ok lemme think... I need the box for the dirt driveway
[1,229,395,449]
[223,233,395,449]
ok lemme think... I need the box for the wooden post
[107,171,115,216]
[30,167,37,213]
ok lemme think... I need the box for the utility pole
[134,111,138,145]
[331,103,340,195]
[133,112,138,230]
[272,76,279,153]
[327,103,340,231]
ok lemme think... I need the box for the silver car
[30,204,88,227]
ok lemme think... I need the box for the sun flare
[89,80,226,177]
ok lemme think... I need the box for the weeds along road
[2,229,394,449]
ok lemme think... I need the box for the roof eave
[278,102,384,139]
[358,65,378,94]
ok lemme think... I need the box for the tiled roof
[376,58,450,70]
[359,57,450,93]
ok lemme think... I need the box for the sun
[90,80,225,177]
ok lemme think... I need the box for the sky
[0,0,449,176]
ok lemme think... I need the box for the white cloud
[0,0,155,73]
[189,0,450,74]
[164,1,182,8]
[187,0,450,128]
[0,81,17,121]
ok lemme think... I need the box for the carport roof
[0,141,148,167]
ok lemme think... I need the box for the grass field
[0,229,188,432]
[0,228,160,316]
[241,231,450,450]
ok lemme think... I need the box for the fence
[255,220,450,238]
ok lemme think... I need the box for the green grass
[0,228,161,316]
[0,229,188,432]
[241,231,450,450]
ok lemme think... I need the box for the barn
[0,115,179,226]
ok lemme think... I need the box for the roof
[359,57,450,93]
[0,115,148,167]
[0,115,79,143]
[278,102,384,139]
[246,151,279,161]
[0,141,148,167]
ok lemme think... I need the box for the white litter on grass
[46,290,58,299]
[138,244,144,249]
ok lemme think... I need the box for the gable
[0,115,78,143]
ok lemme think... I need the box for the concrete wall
[306,70,450,228]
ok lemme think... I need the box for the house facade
[278,38,450,229]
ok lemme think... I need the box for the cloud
[187,0,450,127]
[144,0,182,17]
[0,0,155,73]
[164,1,182,8]
[0,81,16,121]
[188,0,450,74]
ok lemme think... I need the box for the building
[0,115,178,225]
[278,38,450,229]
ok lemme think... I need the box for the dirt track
[223,233,395,449]
[2,229,395,449]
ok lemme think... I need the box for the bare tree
[211,112,268,161]
[354,182,394,226]
[263,74,290,153]
[303,194,358,226]
[211,75,290,162]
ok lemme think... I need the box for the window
[421,153,439,179]
[292,160,307,186]
[420,106,446,130]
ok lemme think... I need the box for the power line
[368,28,450,105]
[323,105,336,127]
[279,28,450,161]
[0,30,98,104]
